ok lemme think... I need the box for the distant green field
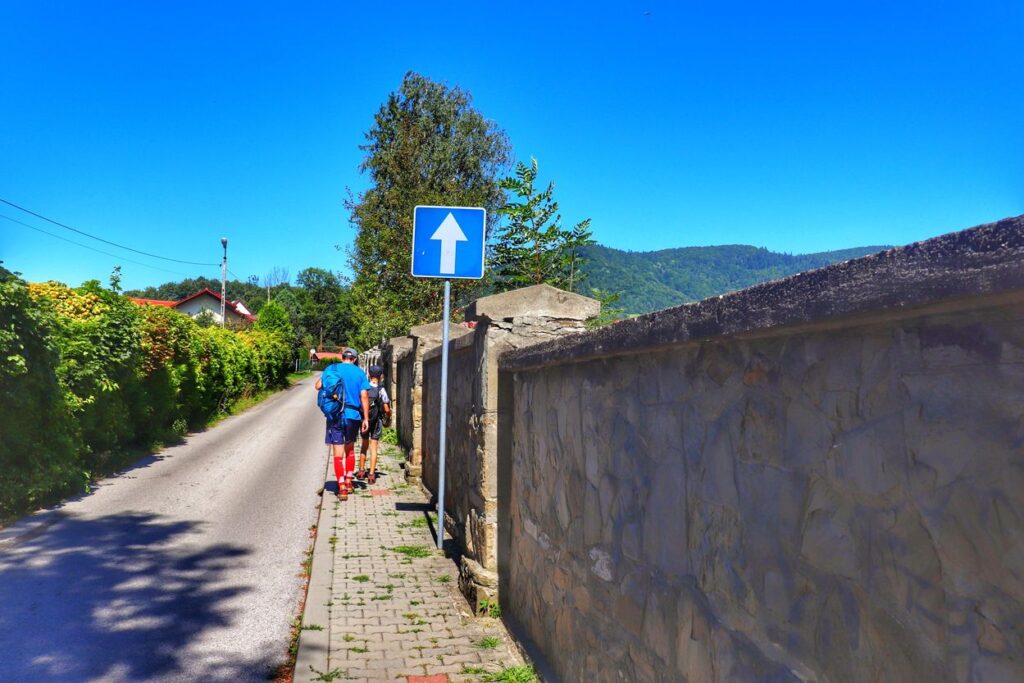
[581,242,890,315]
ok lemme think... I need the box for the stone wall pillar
[384,336,413,436]
[440,284,600,607]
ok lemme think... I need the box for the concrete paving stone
[306,444,525,678]
[441,652,487,665]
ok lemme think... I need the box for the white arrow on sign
[430,212,468,275]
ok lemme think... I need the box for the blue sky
[2,1,1021,291]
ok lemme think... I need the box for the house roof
[131,288,256,322]
[129,297,176,307]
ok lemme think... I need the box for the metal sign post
[436,279,451,549]
[409,206,486,551]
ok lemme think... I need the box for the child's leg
[369,438,380,479]
[358,437,369,474]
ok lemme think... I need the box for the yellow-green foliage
[1,270,291,519]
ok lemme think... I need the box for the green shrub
[0,271,293,520]
[0,268,83,518]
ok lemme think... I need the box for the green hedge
[0,269,292,519]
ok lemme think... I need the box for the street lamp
[220,237,228,327]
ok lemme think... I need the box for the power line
[2,213,196,277]
[0,198,219,266]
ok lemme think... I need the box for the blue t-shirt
[321,363,371,421]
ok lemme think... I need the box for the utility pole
[220,237,228,327]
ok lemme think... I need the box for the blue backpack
[317,372,347,421]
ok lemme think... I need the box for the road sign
[409,205,485,549]
[411,206,486,279]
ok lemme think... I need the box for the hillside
[582,243,890,315]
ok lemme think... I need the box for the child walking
[356,365,391,485]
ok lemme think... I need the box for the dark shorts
[360,418,383,441]
[325,418,361,445]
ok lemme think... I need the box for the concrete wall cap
[500,214,1024,371]
[387,336,415,350]
[464,283,600,322]
[408,320,475,342]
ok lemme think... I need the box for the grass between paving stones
[477,636,500,649]
[388,544,432,559]
[436,574,452,584]
[352,574,370,582]
[308,665,348,682]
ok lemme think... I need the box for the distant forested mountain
[582,243,890,315]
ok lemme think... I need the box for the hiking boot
[368,472,376,485]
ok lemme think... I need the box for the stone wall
[417,285,600,605]
[398,322,474,483]
[422,339,476,519]
[498,216,1024,683]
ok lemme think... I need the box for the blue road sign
[411,206,486,279]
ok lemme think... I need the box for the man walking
[315,347,370,500]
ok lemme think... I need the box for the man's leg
[342,418,359,490]
[332,443,346,496]
[343,441,356,487]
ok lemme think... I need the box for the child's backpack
[317,372,347,421]
[367,384,386,424]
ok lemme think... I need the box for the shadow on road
[0,511,276,681]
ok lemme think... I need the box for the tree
[491,158,593,293]
[254,299,293,339]
[347,72,512,349]
[262,266,290,291]
[295,267,352,347]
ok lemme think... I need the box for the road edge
[294,452,334,681]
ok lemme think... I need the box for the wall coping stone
[408,321,474,345]
[500,215,1024,371]
[464,283,600,322]
[388,335,414,351]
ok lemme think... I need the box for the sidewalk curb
[294,455,334,681]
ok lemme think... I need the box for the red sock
[333,455,345,482]
[345,453,356,479]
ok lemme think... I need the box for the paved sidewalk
[296,444,527,683]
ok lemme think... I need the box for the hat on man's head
[369,364,383,378]
[342,348,358,359]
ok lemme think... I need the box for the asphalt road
[0,374,329,682]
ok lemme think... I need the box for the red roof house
[131,288,256,324]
